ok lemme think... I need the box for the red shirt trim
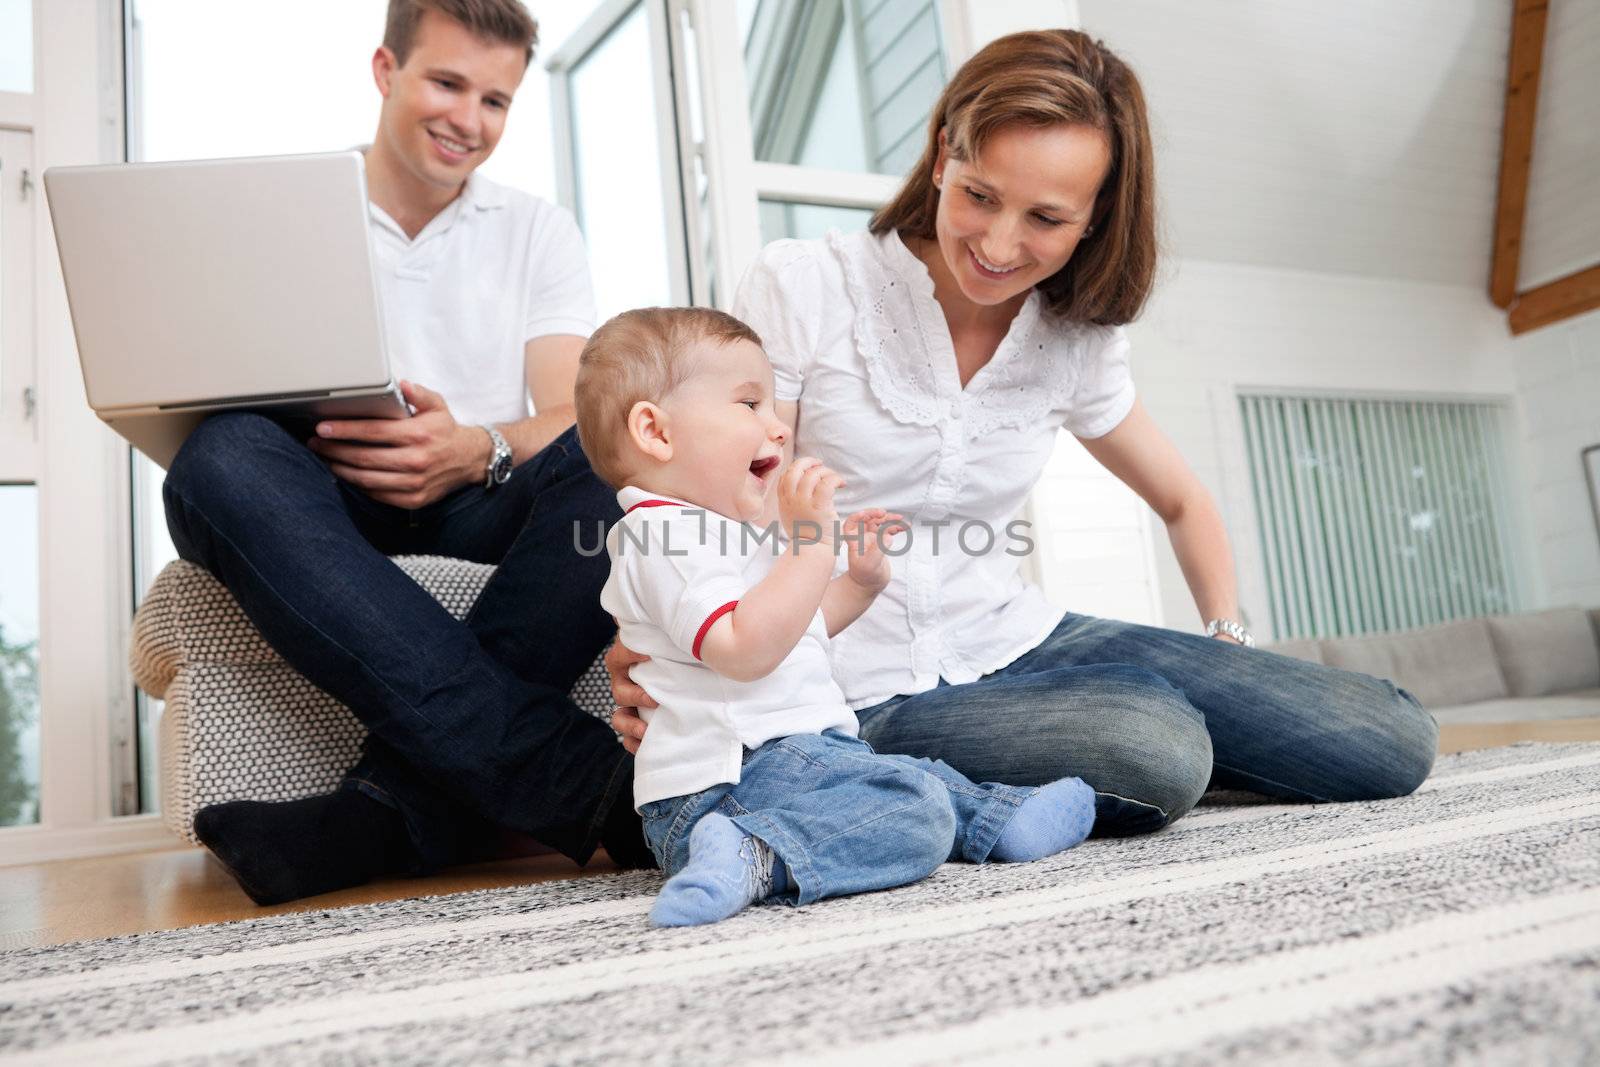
[625,499,687,515]
[692,601,739,660]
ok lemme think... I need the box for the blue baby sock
[650,813,790,928]
[989,776,1096,862]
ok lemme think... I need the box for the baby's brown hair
[575,307,762,490]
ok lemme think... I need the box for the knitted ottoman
[130,558,615,845]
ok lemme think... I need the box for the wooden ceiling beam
[1509,264,1600,335]
[1489,0,1547,310]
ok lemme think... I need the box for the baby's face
[655,338,789,522]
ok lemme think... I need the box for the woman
[609,28,1436,837]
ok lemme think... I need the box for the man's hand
[778,457,844,545]
[605,633,657,756]
[308,380,490,509]
[841,508,902,594]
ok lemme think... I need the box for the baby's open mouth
[749,456,780,479]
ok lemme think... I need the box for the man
[163,0,648,905]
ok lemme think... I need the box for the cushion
[134,558,616,846]
[1263,638,1324,664]
[1428,688,1600,725]
[1485,607,1600,697]
[1320,617,1507,709]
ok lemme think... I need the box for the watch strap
[482,425,512,488]
[1205,618,1255,648]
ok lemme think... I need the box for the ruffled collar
[827,229,1082,435]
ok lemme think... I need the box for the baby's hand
[842,509,903,592]
[778,457,844,544]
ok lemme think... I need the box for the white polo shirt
[366,168,597,427]
[599,487,858,809]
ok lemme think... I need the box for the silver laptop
[44,151,406,468]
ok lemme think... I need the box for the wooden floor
[5,718,1598,951]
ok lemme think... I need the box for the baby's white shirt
[600,486,858,809]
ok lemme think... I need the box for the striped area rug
[3,741,1598,1066]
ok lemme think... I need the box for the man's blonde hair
[575,307,763,490]
[384,0,539,68]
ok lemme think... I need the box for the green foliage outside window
[0,622,39,826]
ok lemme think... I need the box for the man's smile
[428,129,476,159]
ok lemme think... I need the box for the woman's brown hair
[871,29,1156,326]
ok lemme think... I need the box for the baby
[574,307,1095,927]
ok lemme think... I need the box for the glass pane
[0,484,40,827]
[0,0,31,94]
[132,458,178,815]
[743,0,946,177]
[759,199,874,243]
[568,3,675,318]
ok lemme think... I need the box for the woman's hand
[842,508,902,593]
[605,633,657,754]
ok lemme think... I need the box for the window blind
[1239,394,1521,641]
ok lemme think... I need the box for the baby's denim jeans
[639,730,1036,905]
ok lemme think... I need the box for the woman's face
[933,122,1112,308]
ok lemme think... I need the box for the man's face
[372,8,527,191]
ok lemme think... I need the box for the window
[757,200,874,243]
[1239,393,1524,641]
[548,0,690,318]
[0,126,38,828]
[0,0,31,94]
[0,486,39,827]
[688,0,949,304]
[743,0,946,176]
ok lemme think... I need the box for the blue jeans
[856,612,1439,837]
[639,730,1036,905]
[162,412,633,870]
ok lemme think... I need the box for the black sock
[193,789,417,906]
[598,794,657,870]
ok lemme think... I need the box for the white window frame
[547,0,695,308]
[2,0,176,866]
[0,128,39,481]
[681,0,1080,301]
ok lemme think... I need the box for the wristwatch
[481,425,513,489]
[1205,618,1255,648]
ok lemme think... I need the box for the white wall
[1023,2,1600,637]
[1521,0,1600,289]
[1077,0,1509,289]
[1032,432,1163,628]
[1508,306,1600,608]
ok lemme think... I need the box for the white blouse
[731,229,1137,709]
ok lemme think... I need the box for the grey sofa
[1267,606,1600,724]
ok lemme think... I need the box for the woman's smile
[968,245,1025,280]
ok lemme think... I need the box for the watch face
[492,455,514,484]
